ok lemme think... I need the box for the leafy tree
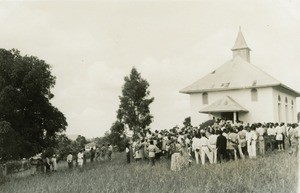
[71,135,88,153]
[0,121,18,161]
[54,134,72,160]
[108,121,127,151]
[117,67,154,135]
[183,117,191,127]
[0,49,67,159]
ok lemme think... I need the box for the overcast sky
[1,0,300,138]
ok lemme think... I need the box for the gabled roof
[180,56,300,96]
[232,30,251,51]
[199,96,248,113]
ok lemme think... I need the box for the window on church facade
[202,92,208,104]
[278,95,281,122]
[251,88,257,101]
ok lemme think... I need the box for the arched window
[202,92,208,104]
[291,100,294,105]
[285,97,288,103]
[278,95,281,102]
[251,88,258,101]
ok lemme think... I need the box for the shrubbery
[5,160,31,174]
[199,119,215,130]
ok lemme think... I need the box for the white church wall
[272,88,297,123]
[189,87,274,126]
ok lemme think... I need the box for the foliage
[0,49,67,160]
[108,121,126,151]
[54,134,72,160]
[199,119,215,130]
[5,160,31,175]
[0,121,18,160]
[183,117,191,127]
[117,67,154,134]
[0,152,297,193]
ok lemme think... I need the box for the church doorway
[221,112,236,122]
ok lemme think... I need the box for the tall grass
[0,151,298,193]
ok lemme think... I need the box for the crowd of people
[126,119,300,171]
[29,143,114,175]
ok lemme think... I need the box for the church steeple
[231,28,251,62]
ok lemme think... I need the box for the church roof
[231,30,251,51]
[199,96,248,113]
[180,55,300,96]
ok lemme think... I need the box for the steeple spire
[231,28,251,62]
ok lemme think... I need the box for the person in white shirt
[247,126,258,159]
[275,123,284,151]
[77,149,84,168]
[267,124,276,151]
[256,123,266,156]
[192,134,201,165]
[199,133,213,165]
[208,130,218,164]
[67,152,73,169]
[237,126,247,159]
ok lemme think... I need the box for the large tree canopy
[117,67,154,135]
[0,49,67,160]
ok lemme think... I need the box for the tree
[183,117,191,127]
[0,49,67,159]
[117,67,154,135]
[0,121,18,160]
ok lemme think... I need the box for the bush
[5,160,31,174]
[199,119,215,130]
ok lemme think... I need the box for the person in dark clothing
[125,144,131,163]
[90,148,95,162]
[216,130,227,163]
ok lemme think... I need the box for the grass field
[1,151,298,193]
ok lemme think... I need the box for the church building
[180,30,300,126]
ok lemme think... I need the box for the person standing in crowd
[100,144,107,161]
[29,155,39,175]
[90,148,95,162]
[216,130,227,163]
[107,144,113,161]
[280,122,286,150]
[227,128,238,160]
[275,123,284,151]
[95,147,100,161]
[257,123,266,156]
[170,141,184,171]
[147,141,158,166]
[247,125,258,159]
[192,133,201,165]
[237,126,247,159]
[289,123,299,157]
[51,154,58,172]
[77,149,84,169]
[125,144,131,163]
[67,152,73,169]
[45,155,51,173]
[199,133,213,165]
[134,140,143,162]
[267,124,276,151]
[208,130,218,164]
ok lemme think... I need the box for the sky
[0,0,300,138]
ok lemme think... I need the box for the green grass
[0,152,298,193]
